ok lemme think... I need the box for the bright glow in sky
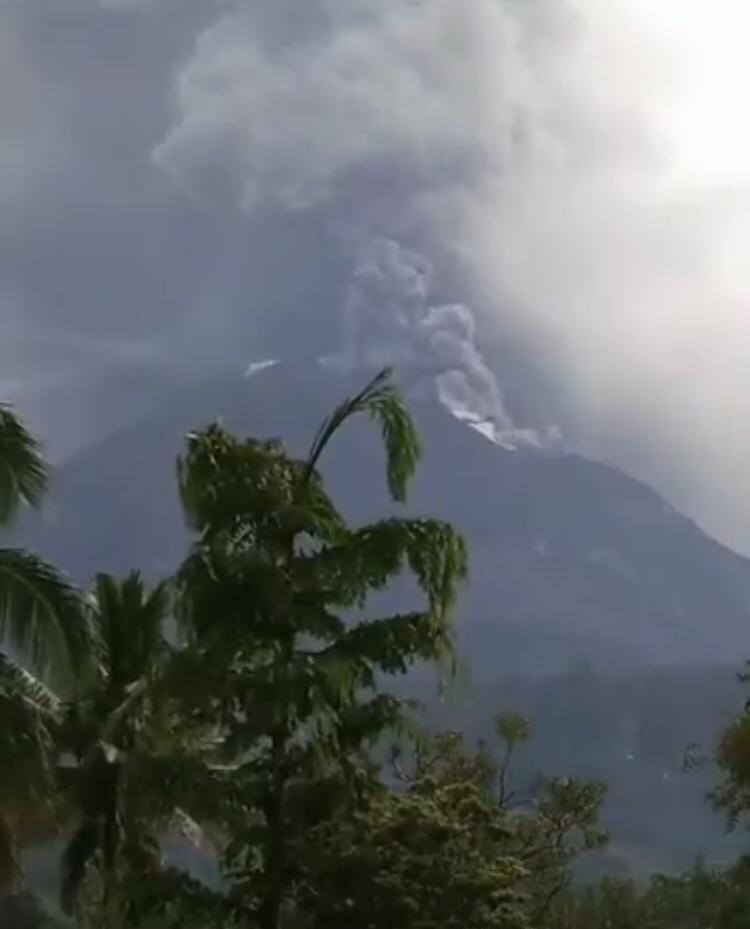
[628,0,750,185]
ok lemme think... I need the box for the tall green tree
[174,369,468,929]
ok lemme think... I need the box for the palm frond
[0,405,48,526]
[91,572,171,688]
[0,654,60,816]
[96,678,149,747]
[0,549,91,684]
[169,807,207,850]
[0,651,60,714]
[304,367,421,502]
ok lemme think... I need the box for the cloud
[0,1,211,456]
[98,0,150,8]
[0,12,66,210]
[457,1,750,546]
[6,0,750,550]
[153,0,548,210]
[153,0,750,550]
[155,0,555,443]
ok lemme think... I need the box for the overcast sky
[6,0,750,550]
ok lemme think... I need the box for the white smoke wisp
[244,358,279,379]
[323,237,542,449]
[155,0,750,548]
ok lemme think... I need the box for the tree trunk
[259,725,287,929]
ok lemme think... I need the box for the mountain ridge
[12,362,750,677]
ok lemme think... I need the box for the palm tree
[58,573,232,922]
[0,405,89,893]
[0,409,233,918]
[0,405,89,680]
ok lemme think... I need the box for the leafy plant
[174,368,468,929]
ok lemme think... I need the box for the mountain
[10,362,750,875]
[13,362,750,677]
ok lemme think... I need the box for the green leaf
[0,653,60,823]
[301,517,468,619]
[0,548,90,684]
[0,405,47,526]
[304,367,421,502]
[91,571,171,689]
[316,612,447,676]
[0,651,60,714]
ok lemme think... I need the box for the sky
[5,0,750,550]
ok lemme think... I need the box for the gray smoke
[151,0,750,549]
[323,237,541,449]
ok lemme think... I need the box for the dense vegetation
[3,373,750,927]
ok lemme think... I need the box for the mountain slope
[12,363,750,675]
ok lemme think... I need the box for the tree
[57,572,233,925]
[0,405,89,682]
[517,774,606,925]
[295,730,528,929]
[292,722,605,929]
[173,369,468,929]
[705,662,750,834]
[0,406,88,894]
[546,860,750,929]
[487,713,606,924]
[0,564,228,923]
[0,656,61,894]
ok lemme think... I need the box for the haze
[4,0,750,550]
